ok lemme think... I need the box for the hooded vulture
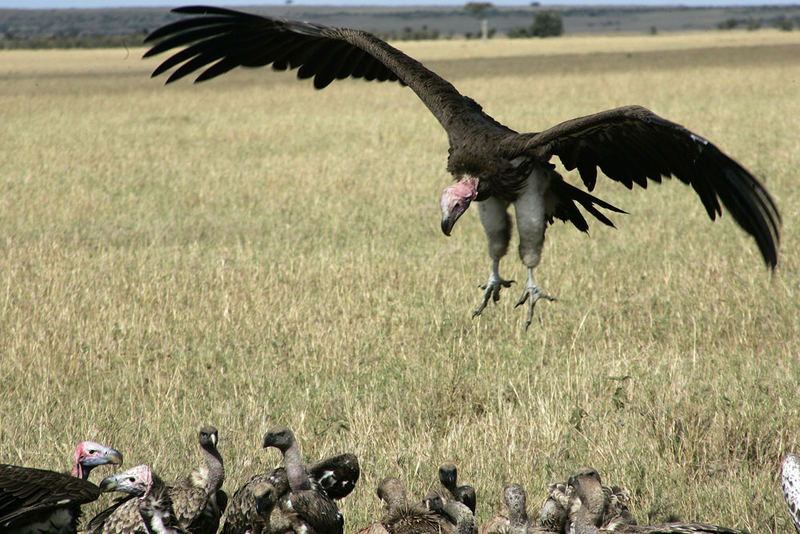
[143,6,781,328]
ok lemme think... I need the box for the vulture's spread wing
[143,6,502,137]
[0,464,100,525]
[517,105,780,267]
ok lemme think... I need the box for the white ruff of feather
[189,466,210,488]
[143,491,176,534]
[148,511,171,534]
[782,453,800,534]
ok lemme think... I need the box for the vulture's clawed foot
[472,275,515,319]
[514,284,556,329]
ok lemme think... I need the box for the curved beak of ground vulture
[89,446,123,468]
[99,472,124,493]
[441,215,456,236]
[440,180,477,236]
[98,464,151,495]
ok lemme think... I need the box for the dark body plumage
[0,442,123,534]
[222,453,358,534]
[431,463,477,515]
[0,465,102,534]
[144,6,781,327]
[261,427,345,534]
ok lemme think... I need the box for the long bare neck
[283,441,311,491]
[201,443,224,493]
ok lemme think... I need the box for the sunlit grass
[1,30,798,533]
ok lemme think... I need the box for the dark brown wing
[515,105,780,268]
[143,5,506,138]
[307,453,359,500]
[280,489,343,534]
[0,464,100,525]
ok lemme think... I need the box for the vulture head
[72,441,123,480]
[376,477,407,512]
[438,463,458,490]
[99,464,153,496]
[423,493,444,513]
[440,178,478,236]
[199,426,219,449]
[503,484,527,518]
[262,426,296,453]
[570,466,601,485]
[253,480,281,517]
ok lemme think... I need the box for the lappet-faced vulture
[143,7,781,328]
[0,441,123,534]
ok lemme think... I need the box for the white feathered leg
[473,196,514,319]
[513,168,556,329]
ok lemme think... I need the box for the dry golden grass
[1,30,799,533]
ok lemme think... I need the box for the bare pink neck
[284,442,311,491]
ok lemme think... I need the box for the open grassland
[1,30,799,532]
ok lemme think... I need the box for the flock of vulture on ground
[2,426,799,534]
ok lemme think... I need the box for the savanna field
[1,29,799,532]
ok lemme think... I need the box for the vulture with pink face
[87,426,225,534]
[99,464,187,534]
[143,7,781,328]
[0,441,123,534]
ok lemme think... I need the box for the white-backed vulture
[221,452,358,534]
[261,426,343,534]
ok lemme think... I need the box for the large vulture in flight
[143,7,781,327]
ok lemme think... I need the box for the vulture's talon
[515,285,556,329]
[472,276,514,319]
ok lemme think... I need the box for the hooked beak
[440,179,476,236]
[99,473,123,492]
[441,215,455,236]
[94,447,123,467]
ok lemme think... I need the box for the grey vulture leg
[514,267,556,330]
[472,260,515,319]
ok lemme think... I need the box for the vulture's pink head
[72,441,124,480]
[440,178,478,236]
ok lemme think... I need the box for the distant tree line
[0,31,148,50]
[374,26,443,41]
[717,15,797,31]
[508,10,564,38]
